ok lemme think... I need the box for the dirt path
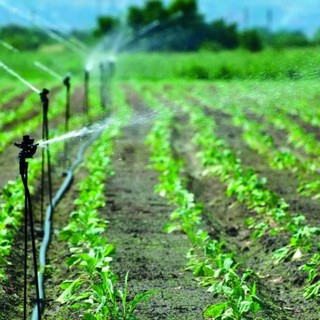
[103,122,212,319]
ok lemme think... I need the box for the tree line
[0,0,318,51]
[94,0,318,52]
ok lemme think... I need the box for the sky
[0,0,319,37]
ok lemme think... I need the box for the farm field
[0,48,320,319]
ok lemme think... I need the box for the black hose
[31,133,99,320]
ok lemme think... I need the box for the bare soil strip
[103,123,212,319]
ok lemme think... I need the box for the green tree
[239,29,263,52]
[206,19,238,49]
[127,5,145,30]
[143,0,168,24]
[313,28,320,44]
[168,0,197,16]
[127,1,167,30]
[94,16,119,36]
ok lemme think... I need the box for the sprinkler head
[63,76,70,89]
[14,135,38,160]
[40,88,50,104]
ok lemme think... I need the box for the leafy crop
[144,96,263,319]
[57,87,154,319]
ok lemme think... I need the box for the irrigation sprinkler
[99,62,106,109]
[101,58,116,111]
[108,58,116,77]
[14,135,42,320]
[63,75,71,168]
[83,69,90,114]
[63,76,71,132]
[40,89,53,230]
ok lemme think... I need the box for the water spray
[0,1,87,56]
[99,58,115,110]
[34,61,63,81]
[120,11,183,51]
[40,89,53,231]
[0,60,41,94]
[14,135,42,320]
[0,38,19,52]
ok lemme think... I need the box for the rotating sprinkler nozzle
[14,135,38,161]
[40,88,50,112]
[14,135,39,175]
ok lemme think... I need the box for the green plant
[300,253,320,299]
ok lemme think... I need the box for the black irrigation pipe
[31,132,100,320]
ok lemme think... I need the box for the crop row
[43,85,154,319]
[134,81,320,301]
[192,87,320,200]
[140,87,264,319]
[175,87,320,300]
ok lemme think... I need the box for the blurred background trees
[0,0,314,52]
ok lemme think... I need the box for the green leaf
[83,313,97,320]
[203,302,228,317]
[163,223,180,233]
[57,279,85,303]
[128,290,157,313]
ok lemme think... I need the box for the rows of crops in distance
[191,81,320,199]
[0,48,83,81]
[138,87,263,319]
[173,80,320,301]
[115,48,320,81]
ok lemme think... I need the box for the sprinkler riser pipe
[84,70,90,113]
[99,62,106,109]
[63,76,71,133]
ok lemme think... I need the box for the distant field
[1,47,320,81]
[116,47,320,80]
